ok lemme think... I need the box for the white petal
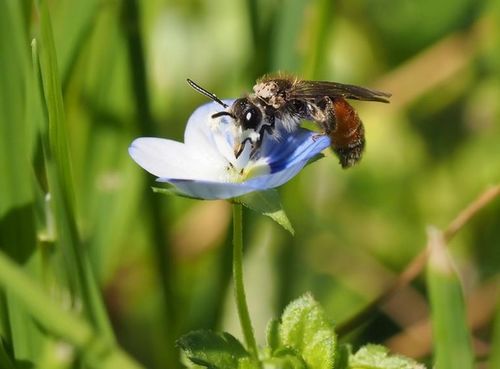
[129,137,224,181]
[184,100,235,155]
[161,179,258,200]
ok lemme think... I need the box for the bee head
[230,98,263,130]
[211,98,263,130]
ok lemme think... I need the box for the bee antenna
[211,111,236,119]
[187,78,229,108]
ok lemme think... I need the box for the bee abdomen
[329,97,366,168]
[332,133,365,168]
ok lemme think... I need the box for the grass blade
[0,342,16,369]
[51,0,101,88]
[34,0,114,343]
[270,0,308,72]
[302,0,334,79]
[0,0,44,364]
[426,226,474,369]
[0,250,145,369]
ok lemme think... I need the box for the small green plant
[177,294,424,369]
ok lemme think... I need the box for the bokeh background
[1,0,499,368]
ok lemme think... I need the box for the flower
[129,100,330,200]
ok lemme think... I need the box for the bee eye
[242,106,261,130]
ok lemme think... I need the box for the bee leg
[312,96,337,134]
[247,124,272,159]
[258,123,274,140]
[234,137,253,158]
[255,114,276,146]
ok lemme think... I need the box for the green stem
[232,203,258,359]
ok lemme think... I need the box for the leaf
[266,318,281,353]
[334,344,350,369]
[262,348,307,369]
[235,189,295,235]
[348,345,425,369]
[306,153,325,166]
[426,227,474,369]
[177,330,253,369]
[278,293,337,369]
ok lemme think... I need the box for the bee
[187,74,391,168]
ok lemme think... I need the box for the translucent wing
[289,80,391,103]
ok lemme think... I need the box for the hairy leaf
[348,345,425,369]
[177,330,254,369]
[278,293,337,369]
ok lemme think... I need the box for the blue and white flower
[129,100,330,200]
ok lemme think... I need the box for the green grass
[0,0,499,368]
[427,227,474,369]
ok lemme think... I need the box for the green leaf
[266,318,281,353]
[334,344,350,369]
[426,227,474,369]
[278,293,337,369]
[235,189,295,235]
[177,330,253,369]
[348,345,425,369]
[262,348,307,369]
[306,153,325,166]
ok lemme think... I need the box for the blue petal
[243,161,310,189]
[261,129,330,173]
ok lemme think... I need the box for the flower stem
[232,203,258,359]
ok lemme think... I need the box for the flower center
[223,142,268,183]
[210,113,271,183]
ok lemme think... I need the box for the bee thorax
[253,81,278,99]
[253,81,286,109]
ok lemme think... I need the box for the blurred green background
[1,0,499,368]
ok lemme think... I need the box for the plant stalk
[232,203,258,359]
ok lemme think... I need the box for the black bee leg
[258,124,274,140]
[311,133,324,142]
[258,114,275,140]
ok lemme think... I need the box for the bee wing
[289,80,391,103]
